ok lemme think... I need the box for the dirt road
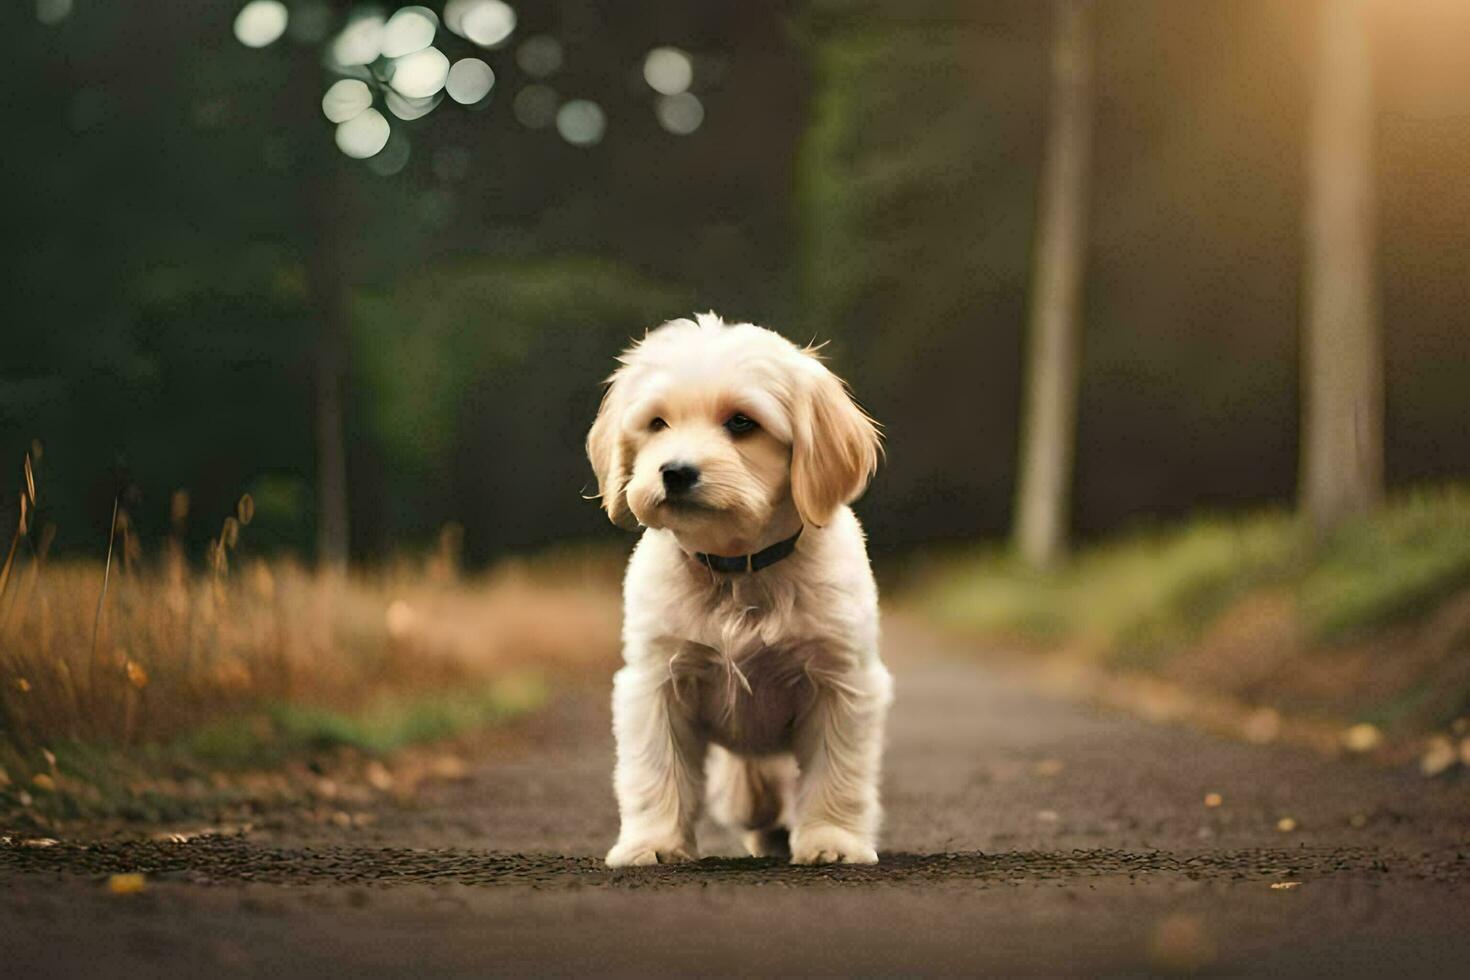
[4,622,1469,976]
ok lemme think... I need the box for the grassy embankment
[0,480,622,826]
[916,486,1470,752]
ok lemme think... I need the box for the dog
[586,312,892,866]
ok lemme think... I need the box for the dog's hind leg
[706,746,797,857]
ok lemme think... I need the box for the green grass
[924,510,1303,661]
[1300,487,1470,641]
[921,485,1470,659]
[177,672,549,769]
[3,673,549,825]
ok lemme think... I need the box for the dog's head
[586,314,881,551]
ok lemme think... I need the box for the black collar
[694,528,802,574]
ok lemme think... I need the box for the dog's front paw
[605,836,698,868]
[789,824,878,866]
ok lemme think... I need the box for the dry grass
[0,477,622,778]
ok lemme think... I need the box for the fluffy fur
[586,313,893,866]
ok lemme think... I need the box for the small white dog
[586,313,893,867]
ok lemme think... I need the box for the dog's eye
[724,413,757,435]
[649,417,668,432]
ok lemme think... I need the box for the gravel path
[3,620,1468,976]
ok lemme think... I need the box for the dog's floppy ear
[790,355,882,529]
[586,371,640,530]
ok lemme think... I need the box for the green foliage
[924,509,1302,660]
[1300,486,1470,641]
[351,257,690,556]
[795,2,1047,545]
[922,486,1470,662]
[180,673,548,768]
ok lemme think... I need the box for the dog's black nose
[660,462,700,495]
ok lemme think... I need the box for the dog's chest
[682,644,815,756]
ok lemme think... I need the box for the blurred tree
[1013,0,1094,569]
[1301,0,1382,533]
[352,256,689,560]
[798,1,1047,550]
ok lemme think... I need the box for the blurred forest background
[4,0,1470,806]
[7,0,1467,566]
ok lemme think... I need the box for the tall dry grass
[0,457,622,769]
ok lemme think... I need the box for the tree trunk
[1014,0,1095,570]
[1301,0,1383,534]
[307,177,351,573]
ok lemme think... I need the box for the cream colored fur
[587,313,892,867]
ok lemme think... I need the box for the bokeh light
[556,99,605,147]
[36,0,72,26]
[643,47,693,96]
[367,130,412,176]
[335,106,390,158]
[390,46,450,99]
[446,58,495,105]
[332,12,385,67]
[381,6,439,58]
[287,1,332,43]
[321,78,373,123]
[455,0,517,48]
[385,89,443,121]
[513,85,558,129]
[432,144,472,182]
[233,1,289,49]
[656,92,704,135]
[516,36,563,78]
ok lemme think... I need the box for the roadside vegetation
[916,485,1470,742]
[0,476,622,827]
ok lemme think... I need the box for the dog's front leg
[790,661,893,865]
[606,660,706,867]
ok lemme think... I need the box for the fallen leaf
[125,660,149,690]
[1270,881,1302,890]
[1203,792,1223,808]
[430,754,468,781]
[1276,817,1298,833]
[107,873,146,895]
[22,838,59,848]
[1342,722,1383,754]
[1148,913,1215,973]
[1243,708,1280,744]
[31,773,55,792]
[1420,736,1458,778]
[364,761,394,792]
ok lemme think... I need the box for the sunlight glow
[381,5,438,59]
[556,99,605,147]
[322,78,373,123]
[446,58,495,105]
[335,107,391,158]
[391,46,451,99]
[233,1,289,49]
[643,47,693,96]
